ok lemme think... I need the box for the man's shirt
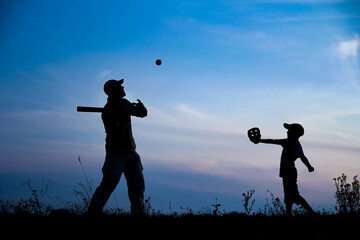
[102,97,147,153]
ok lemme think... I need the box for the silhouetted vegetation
[1,174,359,238]
[1,173,359,218]
[333,174,360,214]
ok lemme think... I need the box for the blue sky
[0,0,359,213]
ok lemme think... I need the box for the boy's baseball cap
[104,79,124,96]
[284,123,304,137]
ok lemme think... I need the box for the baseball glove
[248,127,261,144]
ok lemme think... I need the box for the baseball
[155,59,162,65]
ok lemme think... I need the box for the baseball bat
[77,106,103,113]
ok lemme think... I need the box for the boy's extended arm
[258,139,283,145]
[300,155,315,172]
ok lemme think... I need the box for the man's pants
[88,151,145,215]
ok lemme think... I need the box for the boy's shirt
[279,138,305,178]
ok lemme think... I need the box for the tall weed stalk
[73,156,95,211]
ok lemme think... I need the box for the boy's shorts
[282,177,304,205]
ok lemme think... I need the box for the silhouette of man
[251,123,315,216]
[88,79,147,215]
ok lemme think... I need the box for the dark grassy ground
[2,174,358,238]
[2,213,359,238]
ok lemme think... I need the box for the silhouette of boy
[253,123,315,216]
[88,79,147,215]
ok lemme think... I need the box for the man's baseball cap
[284,123,304,137]
[104,79,124,96]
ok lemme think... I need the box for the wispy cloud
[134,99,360,182]
[200,23,268,41]
[330,35,360,89]
[336,35,360,60]
[263,14,360,23]
[175,103,217,121]
[97,69,112,79]
[1,108,102,133]
[137,103,243,137]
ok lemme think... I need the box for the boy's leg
[283,177,297,216]
[284,177,316,215]
[124,151,145,216]
[295,196,315,215]
[88,153,127,215]
[285,203,293,216]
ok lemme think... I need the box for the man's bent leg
[88,153,127,215]
[88,175,120,214]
